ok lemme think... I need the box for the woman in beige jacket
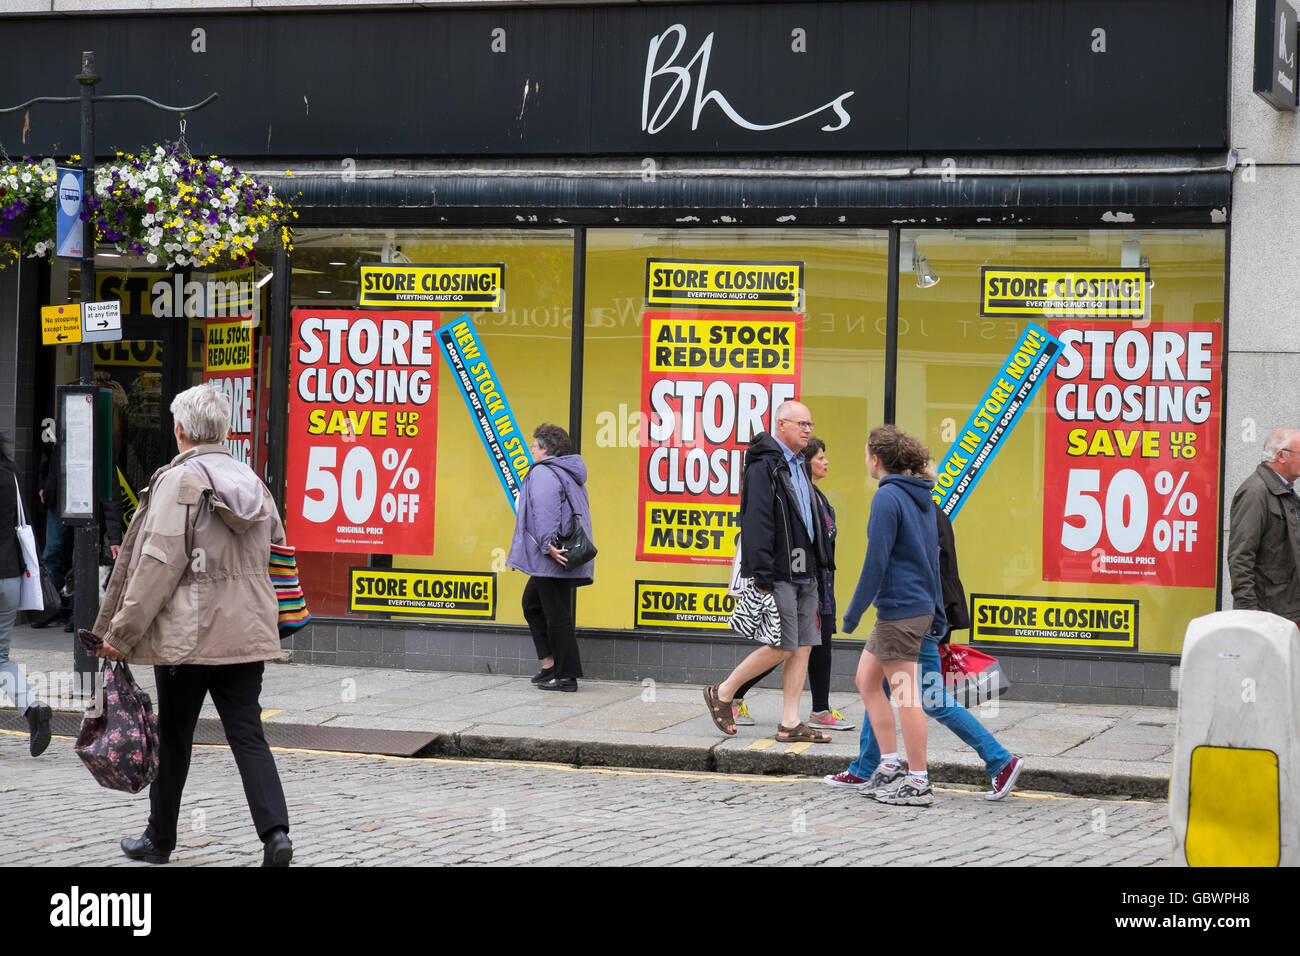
[92,383,293,867]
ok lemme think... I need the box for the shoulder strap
[13,475,27,527]
[531,459,583,518]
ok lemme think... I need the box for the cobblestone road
[0,730,1171,866]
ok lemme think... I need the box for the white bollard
[1169,610,1299,867]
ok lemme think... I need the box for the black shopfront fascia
[1,1,1228,157]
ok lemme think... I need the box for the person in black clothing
[0,438,54,755]
[35,409,125,632]
[701,401,834,744]
[728,437,851,731]
[32,441,73,627]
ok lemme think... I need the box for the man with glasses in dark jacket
[702,400,833,744]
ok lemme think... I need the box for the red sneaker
[823,770,868,789]
[987,756,1025,801]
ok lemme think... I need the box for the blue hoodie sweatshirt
[841,474,946,634]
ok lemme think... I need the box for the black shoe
[536,677,577,692]
[262,828,293,867]
[63,620,74,633]
[26,703,52,757]
[121,834,171,864]
[529,666,556,685]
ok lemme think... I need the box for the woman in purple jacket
[507,424,595,692]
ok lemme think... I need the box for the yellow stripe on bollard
[1186,745,1280,867]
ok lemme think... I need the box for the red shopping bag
[939,642,1011,708]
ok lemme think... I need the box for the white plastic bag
[13,476,44,611]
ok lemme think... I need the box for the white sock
[879,753,900,768]
[908,770,929,784]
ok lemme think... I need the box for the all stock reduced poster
[637,311,801,564]
[1042,321,1221,588]
[202,317,255,465]
[286,309,439,554]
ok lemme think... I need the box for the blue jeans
[41,510,72,586]
[848,635,1011,778]
[0,576,37,714]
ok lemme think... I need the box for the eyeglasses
[781,419,815,430]
[1281,448,1300,457]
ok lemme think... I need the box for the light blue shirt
[777,437,815,540]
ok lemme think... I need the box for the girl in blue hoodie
[840,426,945,807]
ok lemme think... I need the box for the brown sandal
[776,722,832,744]
[703,685,737,736]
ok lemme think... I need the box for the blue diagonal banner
[933,323,1064,520]
[436,316,532,512]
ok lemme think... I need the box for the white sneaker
[732,699,755,727]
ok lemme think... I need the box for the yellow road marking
[747,739,775,751]
[785,742,813,754]
[0,728,1164,804]
[261,709,283,720]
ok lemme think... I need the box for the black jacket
[0,459,28,579]
[814,485,838,628]
[739,432,831,591]
[37,440,125,551]
[935,505,970,634]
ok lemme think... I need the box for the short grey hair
[171,383,231,444]
[1263,427,1300,463]
[774,399,807,423]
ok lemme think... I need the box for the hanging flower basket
[0,142,294,270]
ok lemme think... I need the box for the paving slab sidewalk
[8,626,1175,798]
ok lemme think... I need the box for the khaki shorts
[863,613,932,663]
[771,580,821,652]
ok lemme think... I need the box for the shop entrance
[89,316,201,509]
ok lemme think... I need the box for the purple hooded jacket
[506,454,595,584]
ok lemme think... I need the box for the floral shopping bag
[74,661,160,795]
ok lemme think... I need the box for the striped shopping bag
[269,544,312,636]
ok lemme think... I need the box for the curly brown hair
[867,425,930,476]
[533,423,572,457]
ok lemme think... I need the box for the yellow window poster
[645,259,803,310]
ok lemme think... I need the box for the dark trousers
[146,661,289,850]
[522,576,583,680]
[736,614,835,712]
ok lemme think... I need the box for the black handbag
[530,461,597,567]
[38,563,62,617]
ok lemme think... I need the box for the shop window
[285,229,574,623]
[579,228,888,634]
[895,228,1225,657]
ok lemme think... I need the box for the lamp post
[1,51,216,680]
